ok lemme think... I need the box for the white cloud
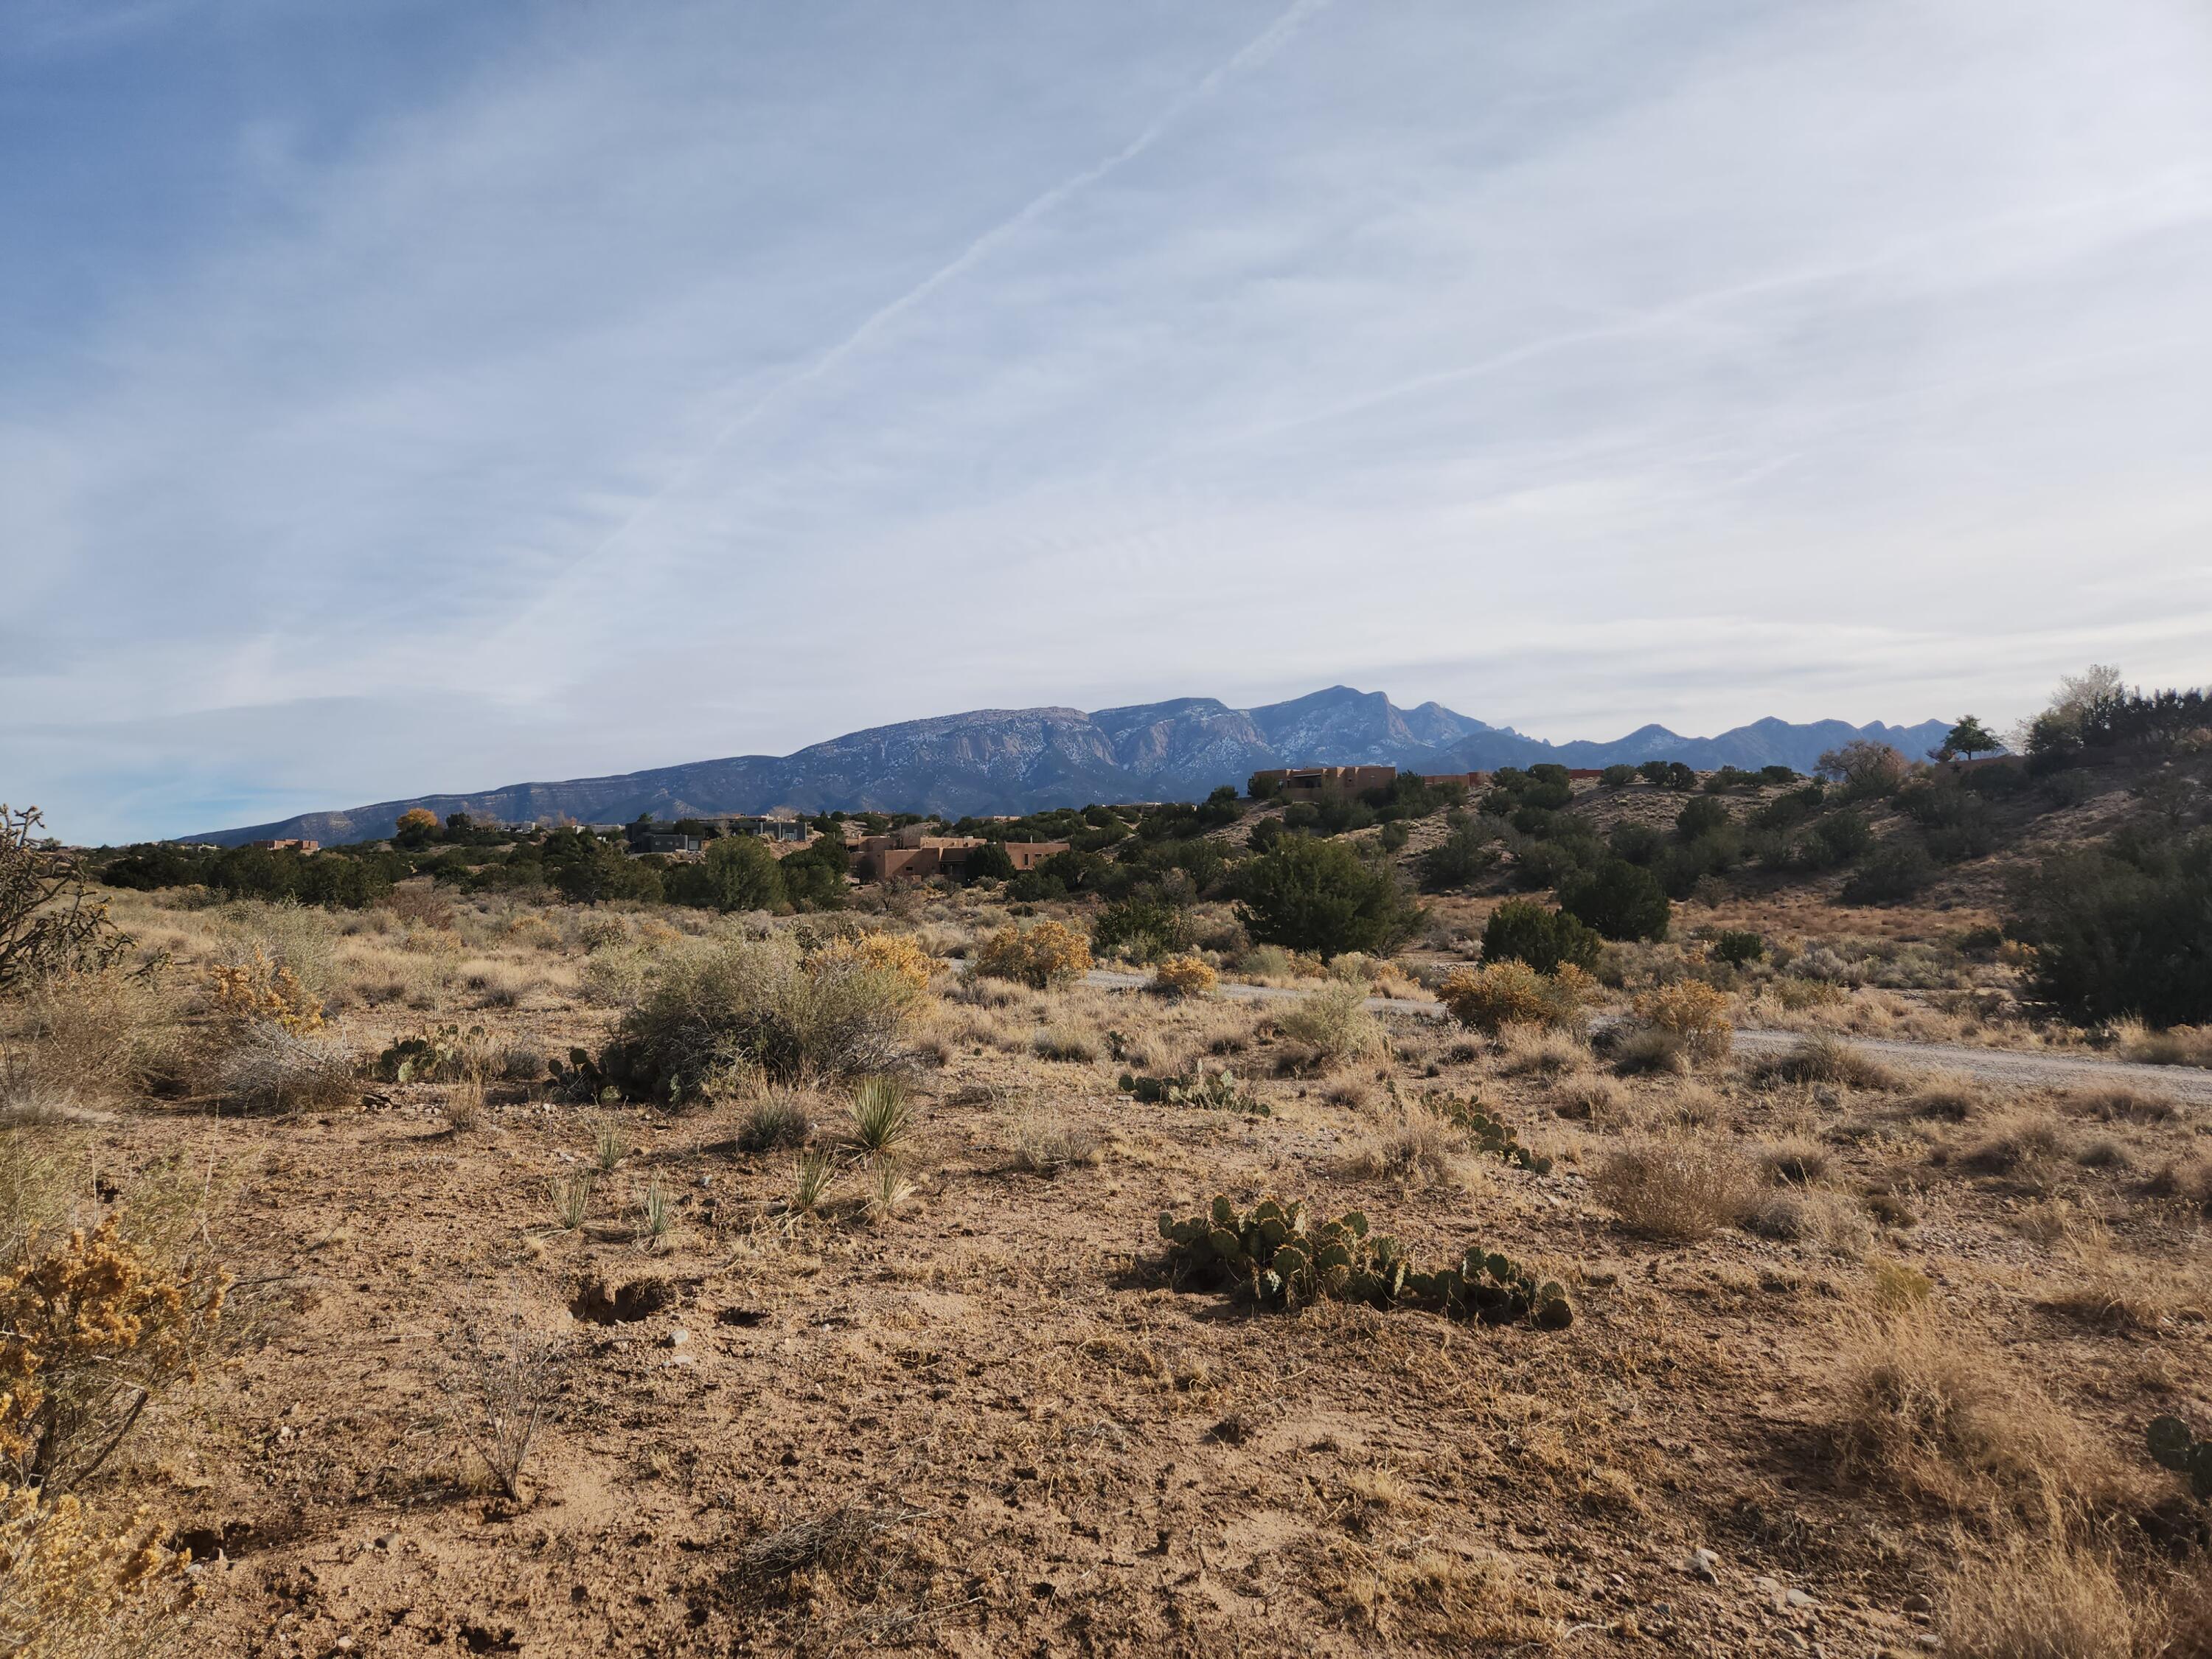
[4,0,2210,839]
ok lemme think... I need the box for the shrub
[1031,1023,1102,1062]
[664,835,786,913]
[1798,809,1874,868]
[1438,960,1596,1034]
[1150,954,1218,998]
[1158,1194,1571,1327]
[13,970,182,1103]
[1816,740,1908,799]
[608,936,925,1096]
[442,1308,563,1503]
[1236,835,1420,959]
[2011,828,2212,1027]
[1557,860,1671,942]
[1092,897,1192,960]
[1714,930,1764,966]
[811,930,934,993]
[972,921,1092,990]
[1479,900,1600,975]
[1273,980,1384,1065]
[1628,979,1732,1063]
[0,1485,192,1659]
[1840,843,1938,905]
[1416,820,1500,891]
[1600,765,1637,787]
[207,947,323,1034]
[0,1217,229,1492]
[1007,1109,1103,1174]
[1674,796,1730,840]
[1752,1034,1898,1091]
[1939,1537,2143,1659]
[1592,1136,1756,1240]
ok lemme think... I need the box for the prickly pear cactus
[2147,1416,2212,1500]
[1157,1193,1571,1330]
[1119,1068,1267,1115]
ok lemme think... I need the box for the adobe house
[1250,765,1399,801]
[248,838,321,853]
[846,825,1071,883]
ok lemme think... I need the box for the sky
[5,0,2210,843]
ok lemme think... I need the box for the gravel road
[1079,968,2212,1103]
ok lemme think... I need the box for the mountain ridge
[181,686,1955,846]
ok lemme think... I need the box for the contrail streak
[564,0,1330,573]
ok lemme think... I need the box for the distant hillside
[183,686,1953,846]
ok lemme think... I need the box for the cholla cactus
[207,947,324,1034]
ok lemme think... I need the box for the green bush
[1234,835,1419,960]
[1481,900,1601,974]
[1557,858,1671,942]
[1674,796,1731,839]
[2011,828,2212,1027]
[664,835,786,913]
[1416,819,1500,891]
[1798,809,1873,869]
[1091,896,1192,960]
[1840,843,1937,905]
[1714,930,1766,967]
[1600,765,1637,788]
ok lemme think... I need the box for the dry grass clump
[1742,1187,1873,1256]
[1955,1110,2073,1183]
[1549,1072,1631,1128]
[1006,1107,1104,1174]
[1149,954,1218,998]
[1030,1023,1101,1064]
[1493,1023,1588,1077]
[0,1485,193,1659]
[736,1094,810,1155]
[1939,1535,2146,1659]
[2064,1085,2179,1125]
[1896,1075,1989,1121]
[1590,1135,1756,1241]
[1750,1032,1897,1091]
[971,921,1091,990]
[2143,1155,2212,1214]
[1831,1307,2115,1516]
[2109,1016,2212,1068]
[459,958,526,1007]
[1438,961,1593,1035]
[616,935,926,1090]
[1340,1102,1470,1191]
[1628,979,1733,1065]
[1273,979,1385,1070]
[215,1022,357,1115]
[8,970,183,1103]
[1758,1136,1830,1186]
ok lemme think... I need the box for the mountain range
[183,686,1955,846]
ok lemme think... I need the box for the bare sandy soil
[23,880,2208,1658]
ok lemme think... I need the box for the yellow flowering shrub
[973,921,1092,990]
[0,1218,230,1492]
[814,931,934,994]
[0,1485,192,1659]
[1150,955,1219,998]
[1439,960,1596,1034]
[1630,978,1733,1062]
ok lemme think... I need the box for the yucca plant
[846,1074,913,1156]
[635,1180,675,1244]
[593,1117,630,1173]
[863,1157,917,1225]
[546,1172,593,1231]
[787,1151,838,1220]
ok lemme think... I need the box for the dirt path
[1081,967,2212,1102]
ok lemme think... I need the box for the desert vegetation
[3,667,2210,1654]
